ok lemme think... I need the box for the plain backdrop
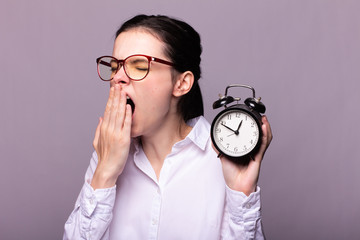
[1,0,359,239]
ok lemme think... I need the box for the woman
[64,14,272,240]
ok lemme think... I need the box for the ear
[173,71,194,97]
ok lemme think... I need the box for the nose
[112,65,130,85]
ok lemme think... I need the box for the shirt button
[152,219,158,225]
[245,203,252,209]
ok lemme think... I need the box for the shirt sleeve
[221,186,265,240]
[63,152,116,240]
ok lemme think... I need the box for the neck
[140,115,192,180]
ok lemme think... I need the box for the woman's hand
[219,116,273,196]
[91,84,132,190]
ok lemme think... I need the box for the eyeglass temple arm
[152,57,174,66]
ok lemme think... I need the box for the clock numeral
[226,143,230,149]
[234,147,238,152]
[236,113,241,118]
[250,140,254,145]
[220,120,226,125]
[215,128,221,133]
[227,114,232,120]
[253,132,258,137]
[251,122,255,127]
[243,145,248,150]
[245,116,248,121]
[220,137,224,142]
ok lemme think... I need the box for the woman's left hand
[218,115,273,196]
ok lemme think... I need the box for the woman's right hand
[91,84,132,189]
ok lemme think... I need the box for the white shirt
[63,116,264,240]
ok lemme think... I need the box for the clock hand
[235,120,243,135]
[225,120,243,137]
[221,123,236,133]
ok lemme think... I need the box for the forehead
[112,29,166,60]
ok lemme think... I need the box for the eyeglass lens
[97,56,150,81]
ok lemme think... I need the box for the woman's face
[111,29,177,138]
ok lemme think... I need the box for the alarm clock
[210,84,266,161]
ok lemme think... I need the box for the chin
[130,126,142,138]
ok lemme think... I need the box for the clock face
[211,108,261,157]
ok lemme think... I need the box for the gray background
[1,0,359,239]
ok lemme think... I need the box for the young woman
[64,14,272,240]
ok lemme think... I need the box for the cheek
[150,78,173,98]
[136,73,175,113]
[148,87,173,115]
[150,87,172,109]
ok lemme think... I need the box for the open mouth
[126,96,135,114]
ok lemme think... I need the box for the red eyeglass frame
[96,54,174,81]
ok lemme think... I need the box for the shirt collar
[179,116,209,151]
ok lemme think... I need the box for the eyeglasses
[96,54,174,81]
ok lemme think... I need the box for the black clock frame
[210,84,265,162]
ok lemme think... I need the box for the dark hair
[115,14,204,122]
